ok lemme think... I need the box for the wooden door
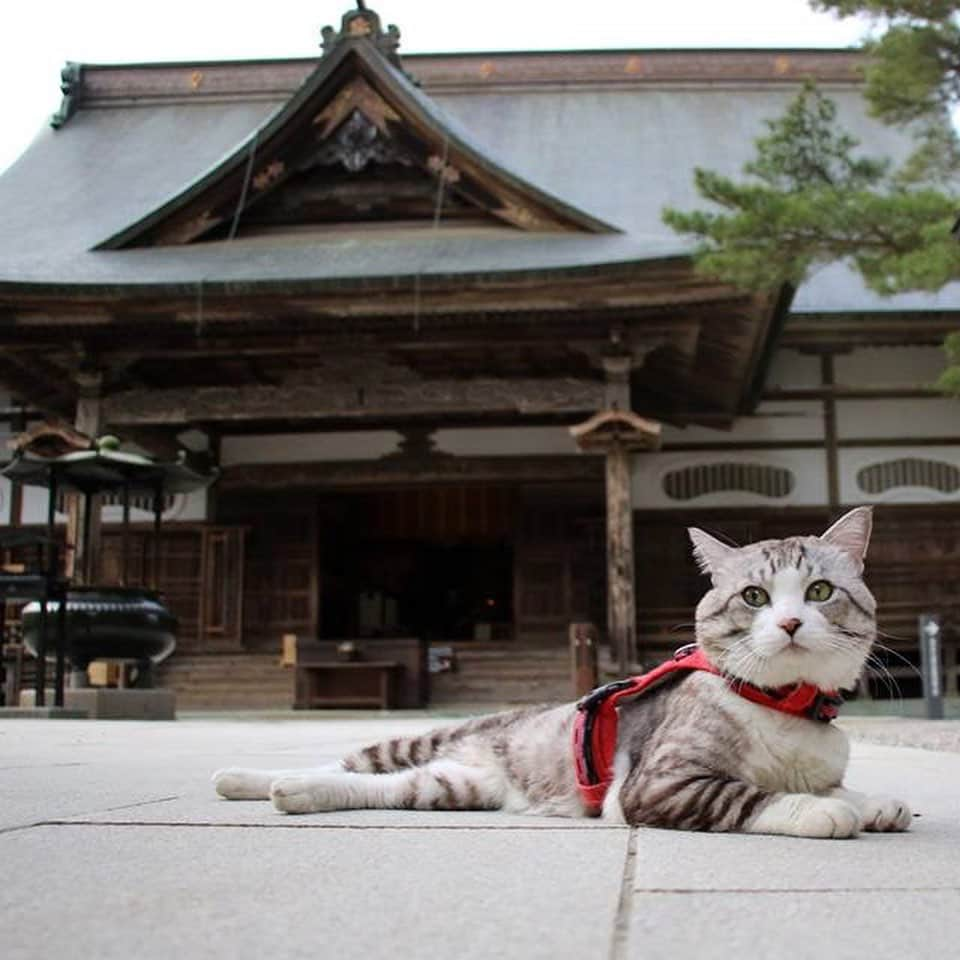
[219,494,319,650]
[100,524,245,652]
[198,526,245,648]
[514,504,602,644]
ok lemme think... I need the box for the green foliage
[665,1,960,390]
[813,2,960,162]
[662,85,960,293]
[937,331,960,393]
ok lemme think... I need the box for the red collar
[572,645,843,815]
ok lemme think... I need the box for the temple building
[0,5,957,708]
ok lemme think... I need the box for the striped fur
[213,507,912,838]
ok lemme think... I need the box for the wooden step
[156,653,293,710]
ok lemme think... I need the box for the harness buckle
[811,691,844,723]
[577,678,634,713]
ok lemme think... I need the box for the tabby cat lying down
[214,506,911,838]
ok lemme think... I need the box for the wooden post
[569,622,599,697]
[67,369,103,584]
[605,436,636,675]
[570,409,661,679]
[820,353,840,513]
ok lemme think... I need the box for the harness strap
[572,645,843,815]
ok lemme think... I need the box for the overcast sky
[0,0,874,174]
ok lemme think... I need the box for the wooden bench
[294,660,403,709]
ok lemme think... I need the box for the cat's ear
[819,506,872,570]
[688,528,735,579]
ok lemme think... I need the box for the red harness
[572,644,843,815]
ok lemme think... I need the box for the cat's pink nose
[779,618,802,637]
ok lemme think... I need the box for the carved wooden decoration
[97,3,613,249]
[569,409,662,453]
[10,421,93,458]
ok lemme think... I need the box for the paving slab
[1,825,629,960]
[629,742,960,894]
[0,716,444,829]
[3,714,960,960]
[627,891,960,960]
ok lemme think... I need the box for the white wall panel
[840,446,960,505]
[834,346,945,386]
[764,349,822,389]
[661,400,823,446]
[632,449,828,509]
[436,427,579,456]
[836,398,959,439]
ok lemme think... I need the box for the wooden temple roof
[0,5,955,441]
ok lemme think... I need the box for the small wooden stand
[295,660,403,709]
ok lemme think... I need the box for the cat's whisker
[870,640,923,679]
[861,651,904,706]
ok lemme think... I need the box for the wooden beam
[663,436,960,453]
[763,386,940,401]
[103,377,607,426]
[219,455,604,490]
[68,369,104,584]
[0,352,75,416]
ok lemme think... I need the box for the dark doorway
[318,486,515,642]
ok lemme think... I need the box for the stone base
[19,688,176,720]
[0,705,89,719]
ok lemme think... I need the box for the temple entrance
[317,483,604,645]
[318,486,515,643]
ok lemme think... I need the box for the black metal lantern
[1,434,218,707]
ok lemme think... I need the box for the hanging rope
[412,135,450,334]
[195,276,206,339]
[228,131,259,241]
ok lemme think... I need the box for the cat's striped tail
[342,727,456,773]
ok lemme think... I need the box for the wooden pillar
[605,436,636,675]
[820,353,840,512]
[570,409,661,678]
[67,369,103,584]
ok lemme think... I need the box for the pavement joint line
[38,819,630,831]
[95,795,181,813]
[608,827,638,960]
[0,822,46,836]
[0,762,91,770]
[635,887,960,894]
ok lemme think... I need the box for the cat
[213,506,911,838]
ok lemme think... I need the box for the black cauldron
[21,587,177,670]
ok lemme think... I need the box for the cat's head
[688,507,875,691]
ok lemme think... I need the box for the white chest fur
[714,682,850,793]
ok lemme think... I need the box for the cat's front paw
[860,794,912,832]
[271,775,333,814]
[795,797,861,839]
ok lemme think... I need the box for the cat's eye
[805,580,834,602]
[741,586,770,607]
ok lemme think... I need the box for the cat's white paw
[795,797,861,839]
[859,794,912,832]
[213,767,272,800]
[270,775,336,814]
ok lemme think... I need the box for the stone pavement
[1,713,959,960]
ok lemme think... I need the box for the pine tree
[663,1,960,390]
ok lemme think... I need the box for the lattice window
[662,463,794,501]
[857,458,960,495]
